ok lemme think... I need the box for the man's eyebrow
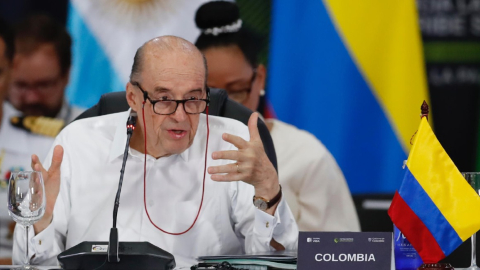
[188,88,203,94]
[153,87,171,93]
[152,87,204,96]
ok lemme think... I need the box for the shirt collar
[108,109,191,162]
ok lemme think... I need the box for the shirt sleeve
[12,134,71,266]
[230,181,299,253]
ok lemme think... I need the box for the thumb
[248,112,261,141]
[50,145,64,173]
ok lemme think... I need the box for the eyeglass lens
[153,100,207,115]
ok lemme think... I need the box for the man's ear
[126,82,139,111]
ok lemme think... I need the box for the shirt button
[266,222,269,228]
[148,200,154,207]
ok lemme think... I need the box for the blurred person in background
[195,1,360,232]
[0,17,54,265]
[8,14,83,128]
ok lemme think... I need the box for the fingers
[31,154,38,170]
[31,145,63,184]
[221,112,261,149]
[222,133,247,149]
[211,113,265,186]
[31,154,47,174]
[248,112,260,141]
[50,145,64,172]
[210,172,244,182]
[208,162,251,182]
[212,150,241,161]
[208,163,238,175]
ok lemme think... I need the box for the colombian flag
[388,117,480,263]
[268,0,429,193]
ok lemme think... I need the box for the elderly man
[13,36,298,267]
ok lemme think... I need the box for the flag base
[418,263,454,270]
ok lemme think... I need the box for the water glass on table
[7,171,46,270]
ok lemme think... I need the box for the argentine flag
[66,0,209,108]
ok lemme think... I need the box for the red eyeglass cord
[141,102,210,235]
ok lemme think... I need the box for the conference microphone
[57,111,176,270]
[108,111,137,263]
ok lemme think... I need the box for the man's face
[129,49,206,157]
[0,38,11,103]
[9,44,68,117]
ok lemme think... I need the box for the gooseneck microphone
[108,111,137,263]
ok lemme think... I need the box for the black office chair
[75,88,278,171]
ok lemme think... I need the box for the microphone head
[127,111,137,131]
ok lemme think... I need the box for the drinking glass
[461,172,480,270]
[7,171,46,270]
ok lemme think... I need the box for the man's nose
[21,89,43,104]
[170,103,187,122]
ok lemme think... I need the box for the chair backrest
[74,88,278,171]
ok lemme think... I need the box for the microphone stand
[108,112,136,263]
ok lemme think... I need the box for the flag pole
[417,100,454,270]
[410,101,430,146]
[421,100,429,120]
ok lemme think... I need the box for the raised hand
[31,145,64,234]
[208,113,280,213]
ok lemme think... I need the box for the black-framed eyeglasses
[224,68,257,104]
[131,81,210,115]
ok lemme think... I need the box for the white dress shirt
[0,102,55,259]
[12,110,298,268]
[266,119,360,232]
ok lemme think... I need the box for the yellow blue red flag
[388,117,480,263]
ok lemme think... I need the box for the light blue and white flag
[66,0,209,108]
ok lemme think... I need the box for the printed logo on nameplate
[298,232,392,270]
[91,245,108,252]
